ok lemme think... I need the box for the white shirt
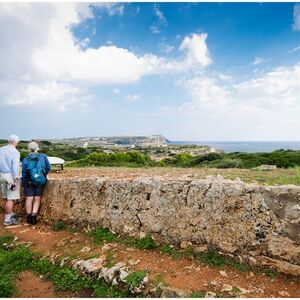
[0,144,20,179]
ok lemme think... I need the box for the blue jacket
[22,153,51,187]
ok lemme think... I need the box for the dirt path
[1,216,300,298]
[13,271,92,298]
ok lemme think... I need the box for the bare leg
[25,197,34,215]
[32,196,41,215]
[5,200,14,214]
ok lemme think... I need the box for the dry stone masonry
[6,175,300,276]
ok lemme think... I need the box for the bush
[69,151,154,167]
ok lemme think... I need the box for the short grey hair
[28,141,39,152]
[8,135,19,144]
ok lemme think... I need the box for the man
[0,135,21,225]
[22,141,51,225]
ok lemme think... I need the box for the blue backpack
[27,154,47,186]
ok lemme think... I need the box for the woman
[22,142,51,224]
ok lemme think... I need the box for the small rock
[79,246,91,253]
[249,256,257,265]
[74,256,106,274]
[139,232,146,239]
[249,271,254,277]
[193,245,208,254]
[160,286,188,298]
[205,291,216,298]
[278,291,290,297]
[180,241,192,249]
[69,237,80,244]
[119,269,130,282]
[59,257,70,267]
[219,270,228,277]
[210,280,218,286]
[237,287,249,295]
[128,259,141,266]
[222,284,233,292]
[102,244,113,251]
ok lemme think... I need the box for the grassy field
[50,166,300,186]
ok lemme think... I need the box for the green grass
[190,291,206,298]
[90,227,157,250]
[0,236,33,297]
[0,234,134,298]
[153,274,165,287]
[129,234,157,250]
[92,280,129,297]
[104,250,116,268]
[159,244,182,259]
[89,226,119,244]
[51,267,92,291]
[52,220,66,231]
[125,270,147,288]
[198,249,251,272]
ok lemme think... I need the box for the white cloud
[113,88,120,94]
[253,56,266,65]
[178,63,300,117]
[1,81,89,112]
[150,4,167,34]
[293,3,300,31]
[154,4,167,25]
[0,3,211,110]
[179,33,212,67]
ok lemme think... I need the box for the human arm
[21,158,28,187]
[11,151,20,181]
[45,156,51,175]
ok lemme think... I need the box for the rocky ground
[1,215,300,298]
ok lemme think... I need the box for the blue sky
[1,2,300,141]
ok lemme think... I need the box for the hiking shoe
[31,215,37,225]
[3,214,20,226]
[27,215,32,224]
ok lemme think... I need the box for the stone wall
[3,176,300,275]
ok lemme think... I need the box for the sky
[0,2,300,141]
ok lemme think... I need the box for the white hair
[8,134,19,144]
[28,141,39,152]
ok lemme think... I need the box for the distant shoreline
[169,141,300,153]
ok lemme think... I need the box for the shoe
[31,215,37,225]
[3,214,20,226]
[27,215,32,224]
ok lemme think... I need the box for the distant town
[48,135,223,160]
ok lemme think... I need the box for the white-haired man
[0,135,21,225]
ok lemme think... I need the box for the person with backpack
[22,141,51,225]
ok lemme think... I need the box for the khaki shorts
[0,172,20,200]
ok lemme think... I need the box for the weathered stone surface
[11,176,300,276]
[73,256,106,274]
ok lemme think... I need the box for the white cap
[8,135,19,143]
[28,141,39,151]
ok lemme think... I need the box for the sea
[169,141,300,153]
